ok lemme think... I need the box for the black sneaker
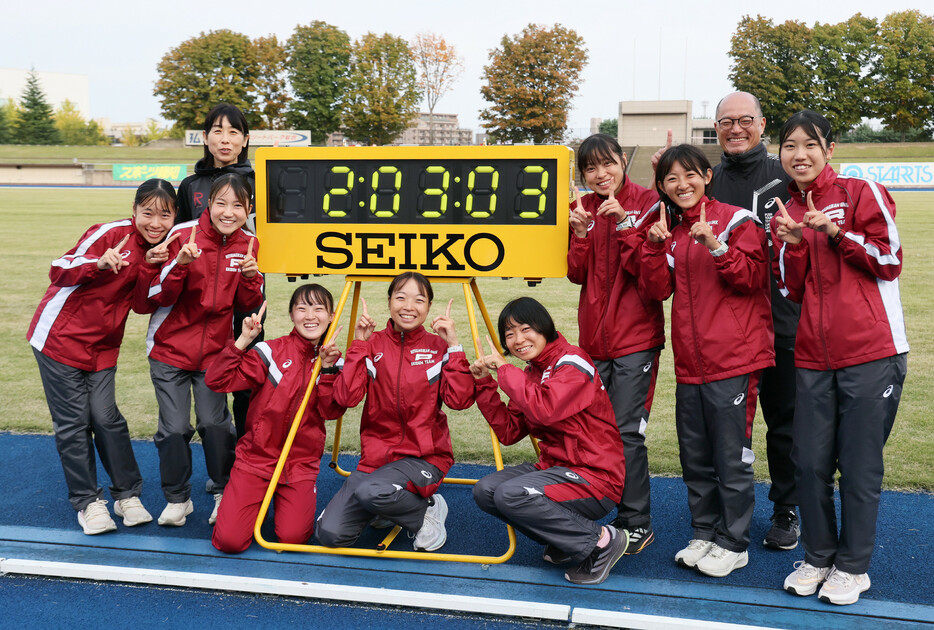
[624,524,655,555]
[763,510,800,550]
[565,525,629,585]
[542,544,572,565]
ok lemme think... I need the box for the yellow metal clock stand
[252,275,538,565]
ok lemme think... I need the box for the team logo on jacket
[410,348,438,366]
[373,352,384,363]
[541,368,552,383]
[564,471,580,480]
[642,361,652,373]
[120,250,131,259]
[282,360,292,369]
[733,393,745,406]
[587,220,595,232]
[824,206,847,223]
[883,385,894,398]
[420,469,433,479]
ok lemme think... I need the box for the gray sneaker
[413,495,448,551]
[114,496,153,527]
[77,499,117,535]
[784,560,831,596]
[564,525,629,585]
[818,567,871,605]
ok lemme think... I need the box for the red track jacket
[567,180,665,361]
[640,196,774,384]
[333,322,474,486]
[28,218,153,371]
[771,164,909,370]
[473,333,625,503]
[144,210,264,371]
[205,330,344,483]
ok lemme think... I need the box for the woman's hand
[238,238,258,278]
[647,202,672,243]
[430,299,458,346]
[774,198,804,245]
[176,226,201,265]
[568,188,592,238]
[479,335,508,371]
[470,357,490,380]
[235,301,266,350]
[319,326,343,368]
[354,297,376,342]
[689,203,720,251]
[145,231,181,265]
[801,191,839,237]
[97,234,130,274]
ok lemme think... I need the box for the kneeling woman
[472,297,628,585]
[205,284,344,553]
[316,272,475,552]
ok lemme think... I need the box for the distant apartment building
[393,112,473,146]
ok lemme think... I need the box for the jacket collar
[193,156,254,177]
[675,194,712,224]
[530,332,571,370]
[382,320,428,344]
[196,205,229,244]
[288,327,320,358]
[788,163,837,203]
[719,142,767,172]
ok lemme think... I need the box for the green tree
[154,29,259,132]
[54,100,108,145]
[598,118,618,137]
[808,15,878,134]
[479,24,587,144]
[412,32,464,145]
[11,70,61,145]
[728,16,812,138]
[341,32,421,146]
[253,35,290,129]
[873,10,934,141]
[141,119,169,143]
[286,21,351,144]
[0,99,11,143]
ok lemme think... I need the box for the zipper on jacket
[684,234,706,382]
[394,330,406,449]
[601,215,612,356]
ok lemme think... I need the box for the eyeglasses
[716,116,759,130]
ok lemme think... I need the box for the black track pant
[759,343,797,512]
[473,463,616,565]
[676,372,760,552]
[596,347,660,529]
[34,349,143,511]
[794,354,907,574]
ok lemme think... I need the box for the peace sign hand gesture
[235,301,266,350]
[319,326,343,368]
[97,234,131,274]
[144,231,181,265]
[568,187,592,238]
[689,203,719,250]
[773,198,804,245]
[800,191,838,237]
[647,202,672,243]
[430,299,458,346]
[480,335,507,371]
[237,238,258,278]
[354,297,377,342]
[176,226,201,266]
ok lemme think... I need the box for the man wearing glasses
[711,92,800,553]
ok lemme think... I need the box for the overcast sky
[4,0,933,134]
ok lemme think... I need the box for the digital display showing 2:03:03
[266,159,558,225]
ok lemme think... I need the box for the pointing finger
[806,190,817,213]
[574,187,583,211]
[665,128,673,149]
[486,334,498,355]
[257,300,267,320]
[660,202,668,230]
[445,298,453,319]
[776,198,792,222]
[162,231,181,250]
[247,238,254,259]
[700,202,706,224]
[115,234,130,251]
[360,296,368,317]
[188,226,196,246]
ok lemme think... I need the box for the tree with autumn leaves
[412,32,464,145]
[479,24,588,144]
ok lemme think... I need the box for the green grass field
[1,186,931,491]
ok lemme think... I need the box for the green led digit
[465,166,498,218]
[417,166,450,218]
[322,166,354,217]
[275,166,307,221]
[518,165,549,218]
[369,166,401,218]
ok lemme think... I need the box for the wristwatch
[830,228,846,246]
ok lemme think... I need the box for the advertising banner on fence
[839,163,934,189]
[112,164,188,181]
[185,130,313,147]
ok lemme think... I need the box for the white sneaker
[158,499,193,526]
[695,543,749,577]
[818,567,871,605]
[784,560,831,596]
[209,493,223,525]
[413,494,448,551]
[114,496,153,527]
[77,499,117,535]
[675,539,713,568]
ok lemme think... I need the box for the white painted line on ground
[0,557,570,621]
[572,607,786,630]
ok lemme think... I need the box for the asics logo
[587,220,595,232]
[373,352,384,363]
[282,360,292,369]
[420,470,433,479]
[733,393,745,406]
[120,250,131,259]
[564,471,580,480]
[642,362,652,373]
[883,385,894,398]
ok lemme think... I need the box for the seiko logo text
[315,232,505,273]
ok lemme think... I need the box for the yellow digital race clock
[254,145,574,279]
